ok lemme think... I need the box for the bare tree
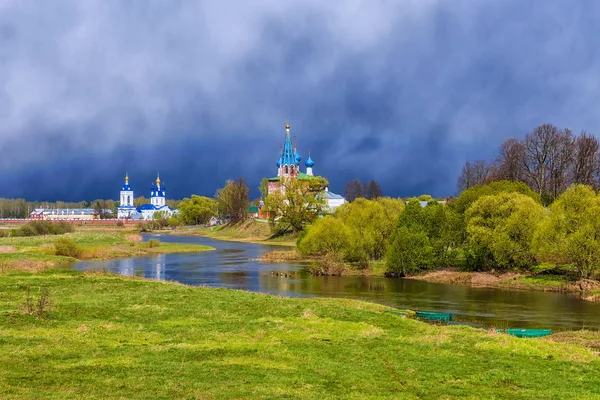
[521,123,560,196]
[457,160,491,192]
[494,138,524,181]
[548,129,575,200]
[573,131,600,188]
[344,179,365,202]
[365,180,383,199]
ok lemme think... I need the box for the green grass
[500,275,572,292]
[0,270,599,399]
[181,220,298,246]
[0,231,214,271]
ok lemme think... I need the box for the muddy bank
[407,270,600,299]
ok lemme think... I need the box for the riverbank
[0,231,214,272]
[171,220,298,247]
[261,250,600,298]
[0,269,598,398]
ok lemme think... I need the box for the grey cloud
[1,0,600,200]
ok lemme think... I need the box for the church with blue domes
[266,121,345,212]
[117,173,175,220]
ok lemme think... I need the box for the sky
[1,0,600,201]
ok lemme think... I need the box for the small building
[37,208,99,221]
[321,187,346,212]
[248,205,259,218]
[29,209,46,220]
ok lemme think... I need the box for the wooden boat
[503,329,552,338]
[415,311,452,322]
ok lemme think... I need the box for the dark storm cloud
[1,0,600,201]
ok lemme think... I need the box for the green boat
[415,311,452,322]
[504,329,552,338]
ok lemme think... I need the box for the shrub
[465,192,544,271]
[53,237,82,258]
[0,230,9,238]
[298,217,351,258]
[12,221,74,237]
[20,287,52,319]
[534,185,600,279]
[386,227,434,277]
[116,221,125,227]
[148,239,161,248]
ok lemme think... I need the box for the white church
[117,173,176,220]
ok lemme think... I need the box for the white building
[322,187,346,212]
[117,174,136,219]
[118,173,175,220]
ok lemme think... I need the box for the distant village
[25,122,347,222]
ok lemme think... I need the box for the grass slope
[0,270,599,399]
[0,231,214,271]
[181,220,297,247]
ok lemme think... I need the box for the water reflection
[74,234,600,330]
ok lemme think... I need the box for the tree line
[299,180,600,281]
[459,123,600,204]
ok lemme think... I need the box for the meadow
[0,269,599,399]
[0,230,213,271]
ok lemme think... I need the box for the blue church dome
[294,151,301,164]
[121,184,132,191]
[305,155,314,168]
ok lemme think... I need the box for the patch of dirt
[407,270,522,288]
[0,245,16,253]
[125,234,142,242]
[259,250,302,262]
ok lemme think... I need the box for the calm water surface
[74,234,600,330]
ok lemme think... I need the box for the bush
[53,237,82,258]
[298,217,351,258]
[148,239,161,248]
[465,192,544,271]
[116,221,125,227]
[385,227,434,277]
[12,221,74,237]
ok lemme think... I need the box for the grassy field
[177,219,298,247]
[0,269,599,399]
[0,231,214,272]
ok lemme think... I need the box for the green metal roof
[267,173,320,182]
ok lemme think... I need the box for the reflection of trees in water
[219,270,250,288]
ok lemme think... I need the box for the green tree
[134,196,149,207]
[298,217,351,258]
[259,178,270,200]
[265,176,327,234]
[452,180,541,214]
[535,185,600,278]
[178,195,217,225]
[465,192,544,270]
[394,199,460,267]
[386,227,434,276]
[216,177,250,223]
[335,198,404,262]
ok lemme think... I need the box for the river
[74,234,600,330]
